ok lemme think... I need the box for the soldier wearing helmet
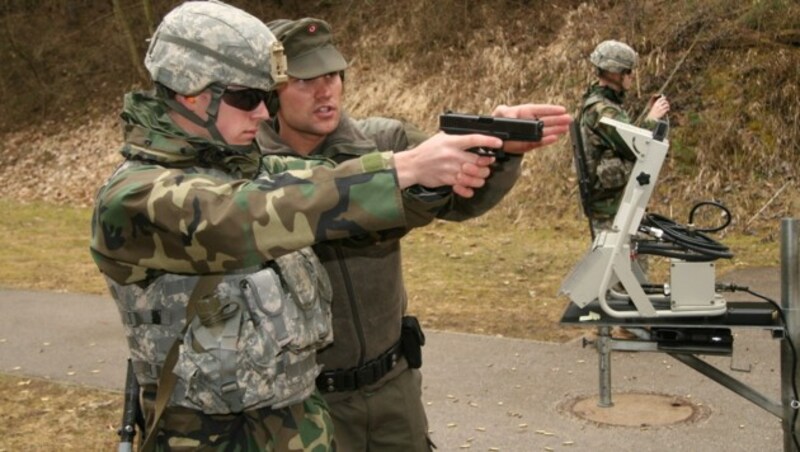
[257,17,572,451]
[579,39,671,229]
[577,40,670,341]
[91,1,506,450]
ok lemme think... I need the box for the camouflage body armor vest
[107,248,332,413]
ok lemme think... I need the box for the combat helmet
[145,0,287,94]
[144,0,287,144]
[590,40,638,73]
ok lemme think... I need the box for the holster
[401,315,425,369]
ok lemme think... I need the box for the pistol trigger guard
[468,147,494,156]
[468,147,506,161]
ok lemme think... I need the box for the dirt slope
[0,0,798,229]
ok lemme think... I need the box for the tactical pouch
[401,315,425,369]
[169,248,333,414]
[174,294,252,414]
[271,247,334,351]
[596,154,633,191]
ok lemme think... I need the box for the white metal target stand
[559,118,799,450]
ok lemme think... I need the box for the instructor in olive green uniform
[257,18,572,451]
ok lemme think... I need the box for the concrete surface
[0,267,790,451]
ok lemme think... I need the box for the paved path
[0,267,789,451]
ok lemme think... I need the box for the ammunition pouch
[111,247,332,414]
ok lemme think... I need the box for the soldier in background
[258,17,572,451]
[577,40,670,340]
[579,39,671,233]
[91,2,503,450]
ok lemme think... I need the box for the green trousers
[325,366,433,451]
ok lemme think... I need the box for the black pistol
[439,112,544,159]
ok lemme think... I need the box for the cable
[718,283,800,449]
[636,201,734,261]
[688,200,732,233]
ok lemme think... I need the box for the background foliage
[0,0,797,341]
[0,0,797,229]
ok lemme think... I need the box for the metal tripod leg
[597,326,614,407]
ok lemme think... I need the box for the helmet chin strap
[165,84,229,144]
[599,72,626,93]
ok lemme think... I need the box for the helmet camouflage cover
[144,0,287,94]
[590,40,638,73]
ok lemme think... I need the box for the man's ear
[175,91,208,111]
[175,94,192,106]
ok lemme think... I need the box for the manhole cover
[562,392,709,427]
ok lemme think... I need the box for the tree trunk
[112,0,147,84]
[142,0,154,36]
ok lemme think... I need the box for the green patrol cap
[267,18,347,79]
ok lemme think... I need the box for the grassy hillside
[0,1,797,342]
[0,0,797,227]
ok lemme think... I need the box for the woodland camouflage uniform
[90,2,422,450]
[258,17,524,451]
[579,40,658,230]
[580,85,658,225]
[91,93,406,286]
[93,89,394,450]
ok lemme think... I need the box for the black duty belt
[316,340,402,393]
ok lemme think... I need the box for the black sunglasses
[221,88,272,111]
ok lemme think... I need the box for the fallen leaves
[0,374,122,450]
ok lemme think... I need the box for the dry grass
[0,196,782,342]
[0,374,121,451]
[2,0,798,220]
[403,215,591,342]
[0,199,105,294]
[335,0,800,236]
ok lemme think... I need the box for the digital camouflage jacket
[257,113,522,394]
[579,83,657,218]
